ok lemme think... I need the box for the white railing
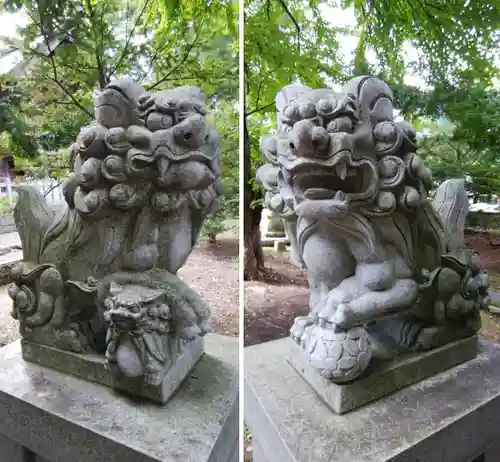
[29,178,66,204]
[0,176,13,207]
[0,177,66,206]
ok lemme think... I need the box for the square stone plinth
[287,335,478,414]
[245,337,500,462]
[0,334,238,462]
[21,336,204,404]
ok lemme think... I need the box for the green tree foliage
[417,130,500,201]
[345,0,500,85]
[202,100,239,242]
[0,77,37,156]
[396,83,500,199]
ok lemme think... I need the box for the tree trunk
[243,117,265,280]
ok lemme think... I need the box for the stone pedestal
[287,335,478,414]
[21,336,205,404]
[245,337,500,462]
[0,334,238,462]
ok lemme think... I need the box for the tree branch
[32,2,93,118]
[278,0,301,49]
[45,76,93,118]
[108,0,151,79]
[245,102,274,117]
[146,24,205,90]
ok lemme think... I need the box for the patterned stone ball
[305,325,372,383]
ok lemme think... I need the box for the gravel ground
[0,228,239,346]
[0,285,18,346]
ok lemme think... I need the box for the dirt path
[0,232,239,346]
[179,236,239,337]
[244,250,308,346]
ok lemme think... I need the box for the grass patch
[244,424,252,461]
[0,196,16,216]
[489,271,500,289]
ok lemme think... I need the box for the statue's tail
[432,179,469,253]
[13,185,56,263]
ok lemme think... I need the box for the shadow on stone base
[287,335,478,414]
[21,336,204,404]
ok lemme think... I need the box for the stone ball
[305,325,372,383]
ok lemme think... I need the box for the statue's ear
[343,76,394,124]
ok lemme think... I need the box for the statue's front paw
[180,324,202,340]
[318,302,352,329]
[330,303,354,328]
[290,316,314,343]
[144,371,163,387]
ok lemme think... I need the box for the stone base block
[261,237,289,247]
[287,334,478,414]
[0,334,238,462]
[21,336,204,404]
[245,337,500,462]
[274,240,287,252]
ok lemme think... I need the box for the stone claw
[290,316,314,343]
[180,324,202,340]
[318,302,338,328]
[331,303,352,328]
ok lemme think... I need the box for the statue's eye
[146,112,174,131]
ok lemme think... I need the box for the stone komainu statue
[8,80,221,400]
[257,76,490,383]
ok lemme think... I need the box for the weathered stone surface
[7,79,222,400]
[287,335,478,414]
[21,335,204,404]
[245,337,500,462]
[0,334,238,462]
[0,260,17,286]
[255,75,489,391]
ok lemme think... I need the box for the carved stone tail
[432,179,469,253]
[13,185,56,263]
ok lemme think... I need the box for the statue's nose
[173,114,209,149]
[288,119,329,157]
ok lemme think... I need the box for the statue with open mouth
[8,79,220,403]
[257,76,489,386]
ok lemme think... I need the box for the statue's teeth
[334,190,346,201]
[336,163,347,180]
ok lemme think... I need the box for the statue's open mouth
[286,151,377,208]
